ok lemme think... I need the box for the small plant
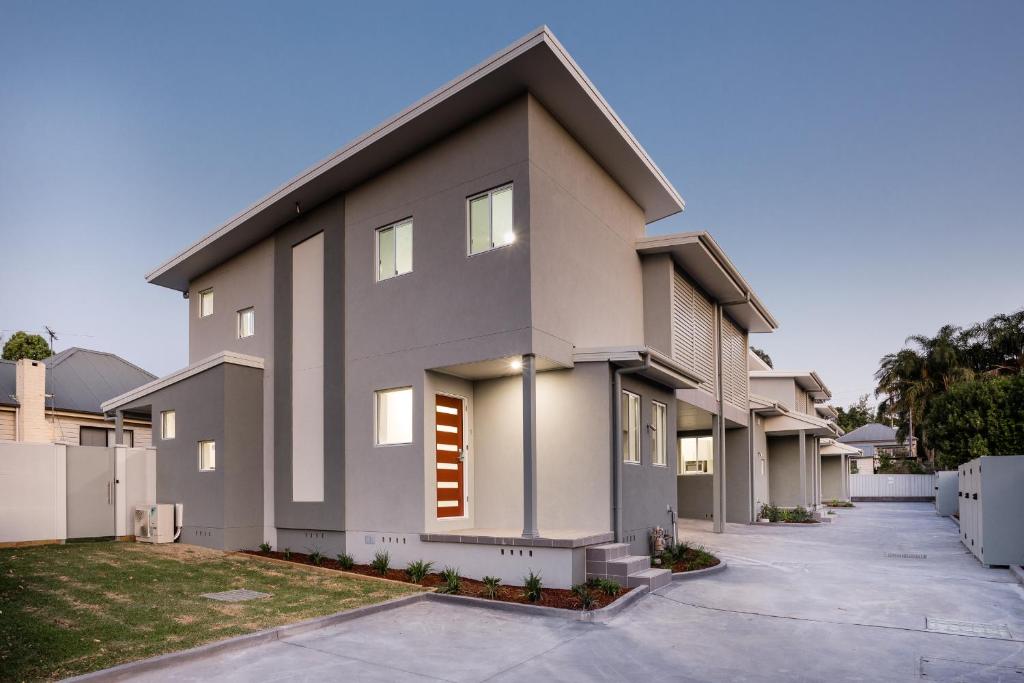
[258,542,271,553]
[283,547,292,560]
[405,559,434,583]
[438,566,461,594]
[759,503,781,523]
[337,553,354,570]
[308,548,323,566]
[572,583,595,610]
[597,578,621,597]
[785,506,812,523]
[481,575,501,599]
[826,499,854,508]
[522,570,543,603]
[371,550,390,576]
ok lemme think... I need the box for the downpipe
[611,351,651,543]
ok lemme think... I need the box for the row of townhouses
[101,28,859,589]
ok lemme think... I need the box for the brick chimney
[16,358,52,443]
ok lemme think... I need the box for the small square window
[237,307,255,338]
[161,410,176,440]
[376,219,413,281]
[199,440,216,471]
[467,185,514,255]
[199,289,214,317]
[375,387,413,445]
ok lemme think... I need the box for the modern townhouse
[102,27,776,588]
[747,351,842,514]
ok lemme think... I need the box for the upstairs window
[651,401,667,466]
[375,387,413,445]
[199,288,214,317]
[237,307,255,338]
[468,185,514,255]
[376,219,413,281]
[161,410,176,440]
[199,440,216,471]
[621,390,640,464]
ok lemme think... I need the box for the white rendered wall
[292,233,325,502]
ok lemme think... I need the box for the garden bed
[242,550,630,611]
[655,542,722,573]
[825,500,855,508]
[758,504,819,523]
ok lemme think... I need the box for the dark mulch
[666,548,721,573]
[243,550,629,610]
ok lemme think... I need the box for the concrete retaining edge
[62,592,431,682]
[424,584,649,623]
[1010,564,1024,588]
[672,561,727,581]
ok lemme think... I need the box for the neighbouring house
[746,350,843,513]
[0,349,154,447]
[838,423,917,471]
[101,27,777,589]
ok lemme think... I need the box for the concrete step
[606,554,650,578]
[626,568,672,591]
[586,542,629,562]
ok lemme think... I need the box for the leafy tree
[835,395,874,434]
[925,374,1024,469]
[750,347,773,368]
[1,331,52,361]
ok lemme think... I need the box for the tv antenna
[44,326,59,433]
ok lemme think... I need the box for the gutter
[611,351,651,542]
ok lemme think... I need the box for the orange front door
[435,394,465,518]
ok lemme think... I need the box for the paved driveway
[132,504,1024,682]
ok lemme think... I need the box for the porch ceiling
[432,355,567,381]
[677,401,714,432]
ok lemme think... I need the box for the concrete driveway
[126,504,1024,682]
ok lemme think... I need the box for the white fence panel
[0,443,66,543]
[850,474,934,499]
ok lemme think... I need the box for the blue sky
[1,1,1022,406]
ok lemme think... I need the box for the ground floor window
[621,390,640,463]
[679,435,713,475]
[79,426,133,447]
[375,387,413,445]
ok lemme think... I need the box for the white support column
[712,414,726,533]
[522,354,538,539]
[799,429,808,508]
[114,410,125,446]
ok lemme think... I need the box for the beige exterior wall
[527,96,646,355]
[750,376,798,411]
[0,408,15,441]
[821,456,845,501]
[48,413,151,448]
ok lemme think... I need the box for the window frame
[236,307,255,339]
[198,288,214,318]
[161,410,176,440]
[466,184,514,256]
[621,390,641,465]
[651,401,667,467]
[374,386,414,447]
[679,435,714,475]
[198,440,216,472]
[375,218,414,282]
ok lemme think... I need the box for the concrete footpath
[109,504,1024,681]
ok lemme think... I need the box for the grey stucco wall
[725,426,751,523]
[274,195,346,533]
[677,474,713,521]
[187,237,275,540]
[767,433,817,508]
[751,414,770,514]
[750,377,798,410]
[120,363,263,550]
[641,254,673,357]
[821,456,844,501]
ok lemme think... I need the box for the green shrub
[371,550,390,576]
[482,576,501,599]
[283,547,292,560]
[783,506,812,523]
[597,578,621,597]
[572,583,595,610]
[523,570,543,603]
[308,549,324,566]
[336,553,355,570]
[258,542,271,553]
[405,559,434,583]
[759,503,781,523]
[438,567,461,594]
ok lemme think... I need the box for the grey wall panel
[821,457,844,501]
[223,364,264,543]
[641,254,673,356]
[274,195,346,532]
[725,426,752,523]
[750,377,798,412]
[751,414,770,513]
[677,474,713,520]
[768,435,802,508]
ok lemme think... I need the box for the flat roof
[749,369,832,399]
[147,26,685,292]
[636,231,778,333]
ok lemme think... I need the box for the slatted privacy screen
[671,269,716,395]
[721,315,748,410]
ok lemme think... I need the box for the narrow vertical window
[652,401,667,466]
[376,387,413,445]
[467,184,514,254]
[237,307,255,338]
[199,289,214,317]
[198,440,216,471]
[161,410,176,440]
[621,390,640,464]
[376,219,413,281]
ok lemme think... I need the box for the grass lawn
[0,541,420,682]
